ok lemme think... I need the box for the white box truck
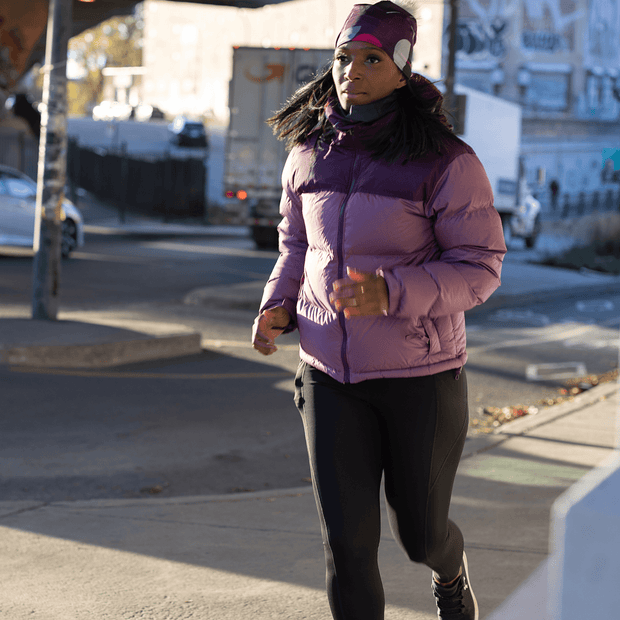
[224,46,333,247]
[451,84,541,247]
[225,48,539,248]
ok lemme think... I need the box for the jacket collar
[324,92,398,146]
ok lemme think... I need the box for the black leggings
[294,362,469,620]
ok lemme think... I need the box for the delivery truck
[224,46,333,247]
[450,84,541,248]
[224,47,540,249]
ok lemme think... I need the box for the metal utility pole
[32,0,72,320]
[445,0,459,117]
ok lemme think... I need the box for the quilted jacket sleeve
[380,152,506,319]
[258,154,307,332]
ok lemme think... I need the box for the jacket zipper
[336,151,359,384]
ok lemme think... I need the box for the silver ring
[360,286,365,295]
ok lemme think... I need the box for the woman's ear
[396,74,407,89]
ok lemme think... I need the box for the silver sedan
[0,164,84,257]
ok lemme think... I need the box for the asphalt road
[1,231,618,502]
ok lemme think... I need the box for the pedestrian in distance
[549,179,560,213]
[252,2,506,618]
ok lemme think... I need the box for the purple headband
[335,1,417,78]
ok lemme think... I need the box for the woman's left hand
[329,267,389,319]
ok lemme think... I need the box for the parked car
[134,103,165,122]
[92,100,133,121]
[0,165,84,257]
[168,116,208,147]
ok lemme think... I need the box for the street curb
[495,381,618,436]
[462,381,619,458]
[83,223,252,238]
[1,333,202,368]
[183,279,267,311]
[0,318,203,368]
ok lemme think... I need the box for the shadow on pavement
[1,349,307,502]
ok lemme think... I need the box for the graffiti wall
[585,0,620,67]
[451,0,514,63]
[452,0,586,61]
[446,0,620,119]
[520,0,583,56]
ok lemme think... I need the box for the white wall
[141,0,444,123]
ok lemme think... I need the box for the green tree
[68,3,144,116]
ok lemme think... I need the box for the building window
[525,72,570,110]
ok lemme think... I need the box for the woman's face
[332,40,407,111]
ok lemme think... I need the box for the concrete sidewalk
[0,379,617,619]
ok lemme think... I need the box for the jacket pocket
[421,317,441,355]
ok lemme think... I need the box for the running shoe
[431,552,479,620]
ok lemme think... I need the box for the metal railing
[540,188,620,219]
[66,139,207,221]
[0,129,207,221]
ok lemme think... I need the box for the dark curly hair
[267,61,459,163]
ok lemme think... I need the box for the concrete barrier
[549,451,620,619]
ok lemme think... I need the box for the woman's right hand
[252,307,291,356]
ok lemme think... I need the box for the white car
[0,165,84,257]
[508,190,542,249]
[92,100,133,122]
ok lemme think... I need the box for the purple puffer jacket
[260,104,506,384]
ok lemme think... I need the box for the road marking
[526,362,588,382]
[489,309,550,326]
[467,324,593,355]
[576,300,615,313]
[558,317,595,325]
[564,338,620,350]
[9,368,293,380]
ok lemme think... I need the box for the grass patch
[539,239,620,275]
